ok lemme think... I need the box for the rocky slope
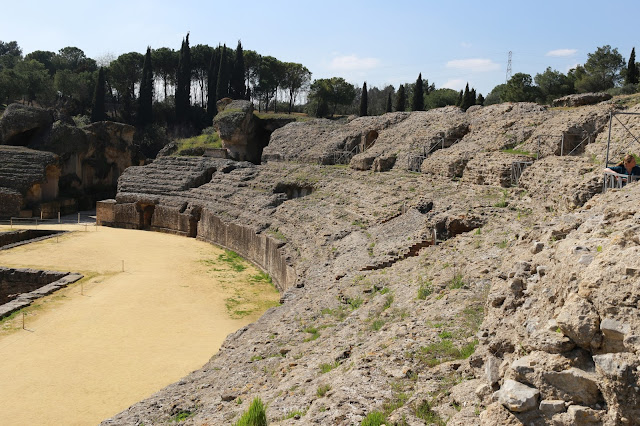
[102,99,640,425]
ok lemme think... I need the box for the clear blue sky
[2,0,639,96]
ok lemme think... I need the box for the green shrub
[449,273,465,289]
[319,361,340,374]
[234,397,267,426]
[316,384,331,397]
[361,411,387,426]
[371,319,385,331]
[414,400,445,425]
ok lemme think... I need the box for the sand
[0,224,279,426]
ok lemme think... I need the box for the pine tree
[411,73,424,111]
[138,46,154,126]
[229,41,245,99]
[395,84,406,112]
[359,82,368,116]
[207,48,220,121]
[627,47,639,85]
[90,67,106,122]
[176,33,191,123]
[386,92,392,113]
[217,44,229,100]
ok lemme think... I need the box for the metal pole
[560,134,564,156]
[606,112,613,166]
[58,211,61,224]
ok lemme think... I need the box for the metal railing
[511,161,534,186]
[603,171,640,192]
[407,135,461,172]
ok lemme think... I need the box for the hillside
[100,97,640,425]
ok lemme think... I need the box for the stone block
[494,379,539,413]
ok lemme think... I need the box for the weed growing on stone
[283,408,308,420]
[448,273,465,290]
[496,239,509,249]
[347,296,363,310]
[417,279,433,299]
[303,326,320,342]
[382,294,394,310]
[319,361,340,374]
[414,400,445,425]
[316,384,331,397]
[360,411,387,426]
[416,337,478,367]
[234,397,267,426]
[250,272,273,285]
[371,319,385,331]
[170,409,194,422]
[266,227,287,242]
[321,305,348,321]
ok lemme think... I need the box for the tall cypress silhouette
[217,44,229,99]
[207,47,220,121]
[91,67,106,122]
[359,82,368,116]
[138,46,153,126]
[461,83,472,111]
[627,47,638,85]
[386,92,392,113]
[176,33,191,122]
[229,41,245,99]
[395,85,406,112]
[411,73,424,111]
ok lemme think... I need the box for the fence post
[58,211,61,224]
[77,213,80,224]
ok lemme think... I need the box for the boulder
[494,379,539,413]
[539,400,565,416]
[566,405,603,424]
[213,100,257,162]
[479,402,524,425]
[371,153,396,172]
[0,104,53,145]
[552,93,612,107]
[555,293,600,349]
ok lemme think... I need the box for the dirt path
[0,224,279,426]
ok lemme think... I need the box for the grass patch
[234,397,267,426]
[249,271,273,285]
[218,250,247,272]
[322,305,349,321]
[382,294,394,310]
[173,128,221,156]
[319,361,340,374]
[417,338,479,367]
[266,227,287,242]
[502,148,534,157]
[283,408,307,420]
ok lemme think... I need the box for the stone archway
[137,203,155,230]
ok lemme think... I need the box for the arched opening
[364,130,378,150]
[137,203,155,230]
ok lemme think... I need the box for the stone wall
[0,188,21,218]
[0,229,63,250]
[198,209,296,292]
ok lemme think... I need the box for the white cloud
[446,58,500,72]
[546,49,578,57]
[442,79,467,91]
[329,55,381,71]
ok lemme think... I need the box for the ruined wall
[0,188,21,218]
[97,200,296,292]
[0,267,67,304]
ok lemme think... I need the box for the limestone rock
[539,399,565,415]
[600,318,630,352]
[566,405,603,424]
[213,100,258,162]
[494,380,539,413]
[479,402,524,425]
[0,103,53,145]
[543,368,602,406]
[555,293,600,349]
[552,92,612,107]
[485,355,500,385]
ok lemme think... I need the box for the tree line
[1,38,638,138]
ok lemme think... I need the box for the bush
[234,397,267,426]
[417,280,433,299]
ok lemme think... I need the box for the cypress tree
[627,47,639,85]
[229,40,245,99]
[138,46,153,126]
[456,90,463,107]
[176,33,191,123]
[471,88,477,106]
[461,83,472,111]
[91,67,106,122]
[207,47,220,121]
[359,82,368,116]
[386,92,392,113]
[411,73,424,111]
[477,93,485,106]
[217,44,229,99]
[395,84,406,112]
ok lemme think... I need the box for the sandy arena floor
[0,224,279,426]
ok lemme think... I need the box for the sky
[2,0,640,96]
